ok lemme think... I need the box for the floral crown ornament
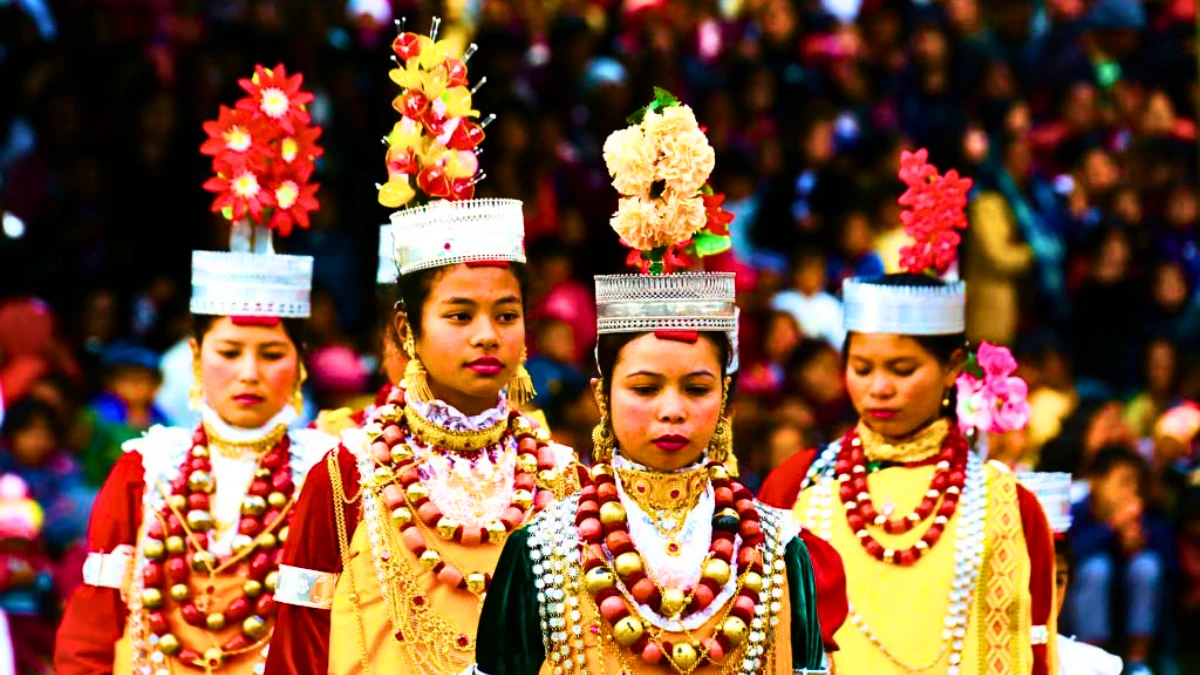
[193,63,322,320]
[897,148,973,277]
[955,341,1032,437]
[376,17,491,209]
[602,87,734,275]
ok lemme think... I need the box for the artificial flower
[976,341,1019,380]
[956,375,995,435]
[610,196,664,251]
[654,125,715,194]
[378,174,416,208]
[656,192,707,246]
[237,63,314,136]
[204,161,274,222]
[701,193,734,236]
[200,106,267,168]
[955,341,1031,435]
[661,242,693,273]
[896,148,973,276]
[603,126,657,197]
[268,175,320,236]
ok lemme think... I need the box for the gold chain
[615,465,707,545]
[857,419,949,463]
[202,421,289,460]
[329,452,374,675]
[404,403,509,454]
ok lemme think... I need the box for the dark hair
[394,263,531,339]
[1054,537,1073,576]
[1087,444,1147,483]
[842,274,967,365]
[191,316,309,353]
[595,331,730,401]
[790,247,826,270]
[1,400,58,441]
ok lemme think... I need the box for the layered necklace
[576,460,769,674]
[138,422,294,671]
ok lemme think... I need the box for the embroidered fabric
[612,453,740,632]
[201,404,297,442]
[406,390,509,432]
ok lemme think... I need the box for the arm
[784,536,825,671]
[1017,484,1057,675]
[54,451,145,675]
[263,446,361,675]
[969,193,1035,276]
[474,528,545,675]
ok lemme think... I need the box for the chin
[219,405,275,430]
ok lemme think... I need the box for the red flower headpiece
[897,148,973,276]
[200,64,324,236]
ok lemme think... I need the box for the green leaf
[693,231,731,257]
[652,86,680,109]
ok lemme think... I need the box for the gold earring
[942,389,952,409]
[292,362,307,413]
[189,353,204,411]
[708,377,737,475]
[401,328,434,403]
[508,346,537,407]
[591,383,615,463]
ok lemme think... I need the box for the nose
[470,316,500,351]
[656,387,687,424]
[235,353,261,383]
[868,372,895,401]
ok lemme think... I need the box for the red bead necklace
[140,425,294,668]
[835,424,968,566]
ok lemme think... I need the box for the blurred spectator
[525,318,585,414]
[770,249,845,351]
[1124,339,1181,442]
[81,342,166,485]
[784,338,853,444]
[1069,227,1144,397]
[738,310,802,399]
[528,240,596,365]
[826,210,884,289]
[1068,446,1172,670]
[1054,538,1125,675]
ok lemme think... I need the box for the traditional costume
[55,63,334,675]
[759,149,1058,675]
[265,25,582,675]
[474,89,828,675]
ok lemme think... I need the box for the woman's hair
[191,316,309,353]
[393,263,532,339]
[842,273,968,364]
[595,331,731,401]
[1,400,58,442]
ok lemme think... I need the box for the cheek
[262,358,299,394]
[611,391,656,441]
[200,357,237,391]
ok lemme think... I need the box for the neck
[426,381,500,417]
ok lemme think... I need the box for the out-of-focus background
[0,0,1198,673]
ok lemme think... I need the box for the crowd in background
[1,0,1199,673]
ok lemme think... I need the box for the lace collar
[406,389,509,432]
[200,404,297,443]
[858,417,950,463]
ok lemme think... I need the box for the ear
[590,377,603,409]
[189,337,200,360]
[943,347,967,389]
[393,311,410,346]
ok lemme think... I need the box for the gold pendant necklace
[202,420,289,460]
[615,465,707,556]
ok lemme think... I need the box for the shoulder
[288,427,339,480]
[758,447,822,509]
[123,425,193,497]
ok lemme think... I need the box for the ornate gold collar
[202,420,288,460]
[857,418,950,463]
[615,464,708,552]
[401,402,510,454]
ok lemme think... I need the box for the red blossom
[624,247,652,273]
[237,63,314,136]
[661,242,693,273]
[200,106,269,170]
[267,174,320,236]
[702,193,734,236]
[204,159,275,222]
[896,148,973,275]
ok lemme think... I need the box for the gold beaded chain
[202,421,289,460]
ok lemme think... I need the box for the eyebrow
[213,340,290,349]
[440,295,521,306]
[624,370,717,379]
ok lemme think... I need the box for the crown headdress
[843,149,972,335]
[193,63,323,318]
[375,19,524,279]
[594,88,737,359]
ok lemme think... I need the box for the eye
[852,365,871,377]
[446,312,472,322]
[497,311,521,323]
[218,350,239,359]
[892,366,916,377]
[686,385,714,396]
[630,385,658,396]
[260,351,287,361]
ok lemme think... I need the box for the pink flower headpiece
[897,149,973,276]
[955,342,1032,436]
[200,63,324,236]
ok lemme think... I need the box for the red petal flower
[661,242,693,273]
[200,107,269,170]
[895,148,973,275]
[268,178,320,236]
[237,63,314,136]
[204,160,274,224]
[392,33,423,62]
[702,193,735,236]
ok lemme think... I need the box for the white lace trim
[200,404,298,441]
[410,433,518,528]
[406,390,509,432]
[611,453,740,632]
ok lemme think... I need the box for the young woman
[759,150,1058,675]
[54,65,333,675]
[473,92,827,675]
[265,198,583,675]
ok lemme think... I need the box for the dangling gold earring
[507,346,537,407]
[189,351,204,411]
[708,377,735,474]
[591,382,615,463]
[292,362,307,413]
[942,389,952,410]
[401,328,434,403]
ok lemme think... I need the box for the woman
[473,91,827,674]
[54,64,334,675]
[760,149,1058,675]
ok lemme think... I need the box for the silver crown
[595,272,737,334]
[843,277,966,335]
[1016,471,1073,534]
[378,224,398,285]
[390,198,525,276]
[190,222,313,318]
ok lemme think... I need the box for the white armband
[1030,625,1049,645]
[274,564,339,610]
[82,546,135,592]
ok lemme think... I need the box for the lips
[466,357,503,376]
[652,435,690,452]
[867,409,898,420]
[233,394,265,406]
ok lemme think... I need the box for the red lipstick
[466,357,504,376]
[652,435,690,452]
[867,409,898,420]
[233,394,265,406]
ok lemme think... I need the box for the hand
[1109,498,1142,530]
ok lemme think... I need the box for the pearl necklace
[804,449,988,674]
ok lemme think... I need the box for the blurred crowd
[1,0,1199,673]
